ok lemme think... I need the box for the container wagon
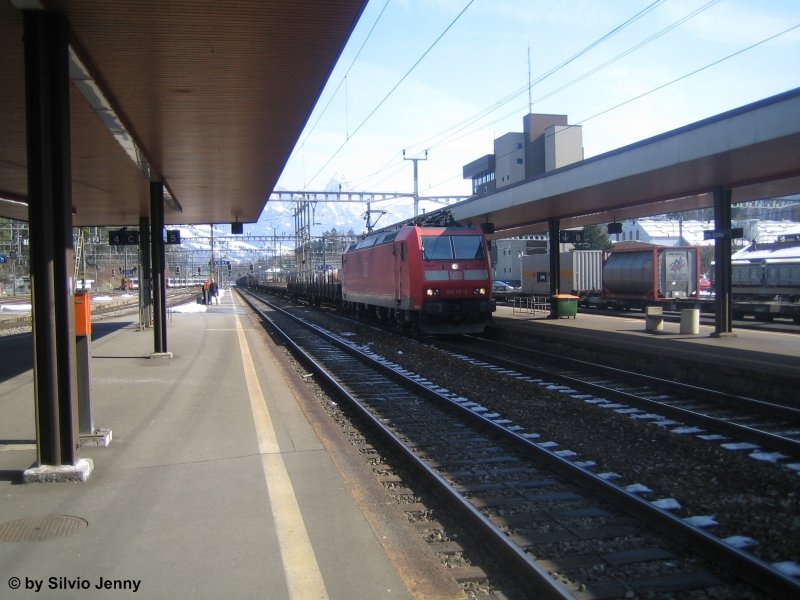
[522,250,605,296]
[602,244,700,310]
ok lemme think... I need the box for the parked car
[492,280,521,301]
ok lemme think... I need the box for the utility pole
[363,198,386,233]
[403,149,428,217]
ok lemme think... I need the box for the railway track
[0,289,198,334]
[440,336,800,462]
[238,288,800,599]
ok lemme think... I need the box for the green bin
[550,294,579,319]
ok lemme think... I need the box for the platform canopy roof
[448,88,800,239]
[0,0,367,227]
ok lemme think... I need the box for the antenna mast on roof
[527,44,532,113]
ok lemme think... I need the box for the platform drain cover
[0,515,87,542]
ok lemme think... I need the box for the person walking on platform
[209,279,218,305]
[202,279,209,305]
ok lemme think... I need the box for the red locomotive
[341,215,496,334]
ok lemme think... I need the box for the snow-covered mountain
[270,177,465,232]
[261,176,422,238]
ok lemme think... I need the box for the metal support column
[23,11,79,469]
[712,187,734,336]
[548,218,560,318]
[139,216,152,328]
[150,182,169,355]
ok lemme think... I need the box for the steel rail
[240,288,800,598]
[474,334,800,420]
[448,338,800,457]
[237,289,574,599]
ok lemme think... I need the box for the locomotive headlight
[474,287,486,295]
[451,263,459,270]
[426,288,440,297]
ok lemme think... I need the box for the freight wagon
[577,243,709,310]
[728,238,800,322]
[730,240,800,300]
[600,244,701,310]
[521,250,605,296]
[520,244,701,311]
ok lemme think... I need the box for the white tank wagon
[602,245,700,304]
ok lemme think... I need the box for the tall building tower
[463,112,584,195]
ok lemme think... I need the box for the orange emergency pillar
[74,292,92,435]
[74,291,91,337]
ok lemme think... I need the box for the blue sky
[276,0,800,201]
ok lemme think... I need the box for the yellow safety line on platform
[233,294,329,600]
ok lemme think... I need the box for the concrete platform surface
[0,291,463,600]
[494,304,800,379]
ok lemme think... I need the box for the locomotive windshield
[421,235,484,260]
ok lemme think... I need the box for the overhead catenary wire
[531,0,723,107]
[418,2,798,194]
[406,0,724,162]
[573,21,800,128]
[460,19,800,189]
[294,0,391,155]
[402,0,667,159]
[420,11,798,194]
[304,0,476,190]
[303,0,669,193]
[293,2,796,200]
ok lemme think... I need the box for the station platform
[0,291,463,600]
[492,304,800,393]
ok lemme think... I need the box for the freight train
[731,238,800,301]
[521,240,800,322]
[246,213,496,334]
[729,236,800,322]
[523,244,701,310]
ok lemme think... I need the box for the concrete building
[545,124,584,171]
[494,132,526,189]
[612,218,800,248]
[463,112,584,195]
[491,236,548,282]
[462,154,495,196]
[613,219,715,247]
